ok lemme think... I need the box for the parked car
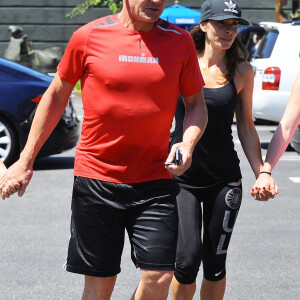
[0,57,80,166]
[238,24,266,62]
[245,21,300,153]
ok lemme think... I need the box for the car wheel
[290,125,300,154]
[0,117,19,166]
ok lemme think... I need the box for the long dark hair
[190,24,248,83]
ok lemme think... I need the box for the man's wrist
[19,150,35,168]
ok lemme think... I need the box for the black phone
[165,148,182,166]
[174,147,182,165]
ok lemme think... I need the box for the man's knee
[141,269,174,292]
[83,275,117,300]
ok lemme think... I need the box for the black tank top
[171,79,242,187]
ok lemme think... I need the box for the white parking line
[260,156,300,161]
[254,125,277,131]
[232,126,277,132]
[235,140,273,145]
[278,156,300,161]
[289,177,300,183]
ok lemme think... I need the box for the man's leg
[131,269,173,300]
[82,275,117,300]
[128,179,180,300]
[66,178,130,299]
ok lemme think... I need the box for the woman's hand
[251,173,279,201]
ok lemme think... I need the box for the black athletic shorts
[65,176,180,277]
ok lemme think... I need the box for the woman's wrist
[259,162,272,176]
[259,171,272,175]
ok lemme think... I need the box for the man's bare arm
[0,74,74,198]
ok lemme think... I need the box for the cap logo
[224,0,238,15]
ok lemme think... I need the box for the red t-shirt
[57,14,204,183]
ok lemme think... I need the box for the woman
[252,72,300,197]
[169,0,277,299]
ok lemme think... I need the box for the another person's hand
[165,142,193,176]
[0,159,33,200]
[0,177,22,199]
[251,172,279,201]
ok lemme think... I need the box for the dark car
[0,57,80,166]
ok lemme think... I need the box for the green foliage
[74,80,81,94]
[66,0,123,18]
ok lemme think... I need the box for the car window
[255,31,278,59]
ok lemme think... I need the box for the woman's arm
[262,73,300,172]
[235,62,277,200]
[252,73,300,195]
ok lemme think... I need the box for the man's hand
[165,143,192,176]
[0,159,33,200]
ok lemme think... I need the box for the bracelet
[259,171,271,175]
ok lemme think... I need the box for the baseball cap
[200,0,249,25]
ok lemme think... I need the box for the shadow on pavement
[33,156,74,170]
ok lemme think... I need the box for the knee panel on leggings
[175,253,201,284]
[202,183,242,282]
[174,188,202,284]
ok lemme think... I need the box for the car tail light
[262,67,281,90]
[31,96,42,103]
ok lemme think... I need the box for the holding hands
[251,170,279,201]
[0,158,33,200]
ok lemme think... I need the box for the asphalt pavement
[0,98,299,299]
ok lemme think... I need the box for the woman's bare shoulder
[236,61,254,77]
[234,61,254,91]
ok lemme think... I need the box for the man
[0,0,207,299]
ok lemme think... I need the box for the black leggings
[174,181,242,284]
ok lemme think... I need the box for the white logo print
[225,187,242,209]
[224,0,238,15]
[119,53,159,64]
[215,271,223,277]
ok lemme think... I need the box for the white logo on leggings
[216,210,238,255]
[225,187,242,209]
